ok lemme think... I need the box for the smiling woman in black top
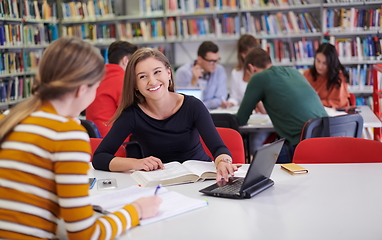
[92,48,240,181]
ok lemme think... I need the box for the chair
[293,137,382,163]
[201,127,245,164]
[300,113,363,141]
[349,93,356,106]
[80,119,102,138]
[89,138,126,161]
[210,113,240,131]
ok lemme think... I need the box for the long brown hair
[0,37,105,146]
[235,34,259,71]
[310,43,349,90]
[110,48,174,123]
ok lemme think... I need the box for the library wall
[2,0,382,111]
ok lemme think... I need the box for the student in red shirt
[303,43,350,108]
[87,41,138,137]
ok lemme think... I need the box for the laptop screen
[240,139,285,191]
[175,88,202,100]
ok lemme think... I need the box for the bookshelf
[372,63,382,141]
[0,0,58,111]
[2,0,381,111]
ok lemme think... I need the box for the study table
[210,105,382,132]
[83,163,382,240]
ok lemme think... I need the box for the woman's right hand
[132,196,162,219]
[132,156,164,171]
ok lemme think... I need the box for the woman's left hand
[216,161,242,182]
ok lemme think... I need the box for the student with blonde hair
[0,37,161,240]
[93,48,240,181]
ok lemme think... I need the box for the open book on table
[131,160,246,187]
[90,185,207,226]
[132,160,214,187]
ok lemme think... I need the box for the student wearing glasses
[175,41,228,110]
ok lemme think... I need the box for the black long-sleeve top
[92,95,231,171]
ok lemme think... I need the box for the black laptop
[199,139,285,199]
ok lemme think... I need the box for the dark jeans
[276,142,296,164]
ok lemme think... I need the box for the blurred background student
[0,37,161,240]
[303,43,350,108]
[93,48,240,181]
[86,40,138,137]
[223,34,259,108]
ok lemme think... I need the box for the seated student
[92,48,240,181]
[175,41,228,110]
[0,37,161,240]
[236,48,328,163]
[224,34,259,108]
[222,34,271,156]
[86,40,138,137]
[303,43,350,108]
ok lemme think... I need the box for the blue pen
[154,184,162,195]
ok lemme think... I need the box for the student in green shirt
[236,48,328,163]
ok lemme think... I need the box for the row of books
[138,0,311,15]
[0,77,34,103]
[242,11,320,37]
[24,0,57,20]
[0,0,56,20]
[0,0,19,18]
[127,0,164,16]
[325,0,380,3]
[323,8,382,33]
[347,64,374,88]
[0,24,58,46]
[261,38,319,63]
[99,45,167,64]
[61,24,116,42]
[62,0,114,21]
[0,51,41,75]
[326,35,382,61]
[118,21,165,42]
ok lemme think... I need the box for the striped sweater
[0,102,139,240]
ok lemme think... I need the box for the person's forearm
[109,157,136,172]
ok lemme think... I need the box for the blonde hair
[110,48,174,123]
[0,37,105,146]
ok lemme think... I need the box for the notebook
[175,88,202,100]
[199,139,285,199]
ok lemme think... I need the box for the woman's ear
[75,84,87,98]
[167,68,171,79]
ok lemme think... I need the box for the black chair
[80,119,102,138]
[210,113,240,132]
[122,135,145,159]
[300,113,364,141]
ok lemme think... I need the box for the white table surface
[86,163,382,240]
[211,105,381,130]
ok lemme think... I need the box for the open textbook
[131,160,245,187]
[90,185,207,226]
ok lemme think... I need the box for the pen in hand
[154,184,162,195]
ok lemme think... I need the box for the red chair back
[89,138,126,161]
[293,137,382,164]
[349,93,356,106]
[201,127,245,164]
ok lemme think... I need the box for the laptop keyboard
[211,178,244,194]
